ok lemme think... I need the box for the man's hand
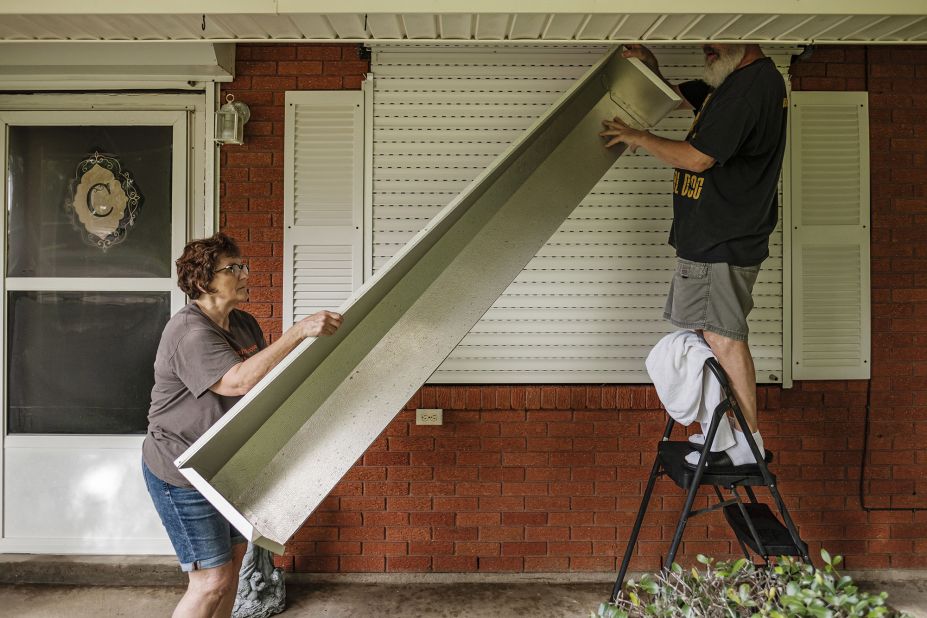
[296,310,343,338]
[622,44,660,75]
[600,117,648,152]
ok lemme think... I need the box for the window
[3,111,187,434]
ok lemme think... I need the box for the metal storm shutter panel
[370,45,795,384]
[283,91,364,328]
[790,91,871,379]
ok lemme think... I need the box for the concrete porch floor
[0,578,924,617]
[0,556,924,617]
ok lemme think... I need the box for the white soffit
[0,42,235,89]
[0,2,926,43]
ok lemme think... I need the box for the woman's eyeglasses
[214,263,249,278]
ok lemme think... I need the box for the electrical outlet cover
[416,408,443,425]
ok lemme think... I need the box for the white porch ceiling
[1,1,926,44]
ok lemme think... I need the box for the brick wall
[221,44,927,574]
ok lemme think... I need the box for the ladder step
[657,441,774,489]
[723,503,804,557]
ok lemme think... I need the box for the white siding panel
[371,45,793,383]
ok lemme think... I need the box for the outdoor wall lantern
[215,93,250,145]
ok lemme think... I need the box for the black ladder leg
[664,401,728,570]
[765,481,811,563]
[728,394,811,564]
[731,486,769,560]
[611,416,675,602]
[715,486,752,561]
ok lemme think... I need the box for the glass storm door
[0,110,187,553]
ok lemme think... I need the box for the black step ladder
[611,357,810,602]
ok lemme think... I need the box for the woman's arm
[210,310,342,396]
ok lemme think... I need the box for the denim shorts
[663,258,761,341]
[142,460,245,572]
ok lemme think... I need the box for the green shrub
[596,550,910,618]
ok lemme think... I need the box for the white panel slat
[790,91,870,380]
[371,45,789,384]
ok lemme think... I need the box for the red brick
[340,556,384,572]
[501,482,548,496]
[571,527,617,541]
[293,556,338,572]
[500,541,547,556]
[387,556,431,572]
[478,557,523,572]
[251,76,299,90]
[406,513,452,528]
[386,497,433,511]
[523,468,570,482]
[277,60,323,75]
[525,526,569,541]
[551,512,595,526]
[457,512,502,527]
[524,556,569,571]
[456,542,500,556]
[297,46,345,60]
[570,556,616,571]
[249,46,296,61]
[237,61,278,75]
[433,556,477,571]
[364,512,409,527]
[364,452,409,466]
[481,527,525,542]
[363,541,408,556]
[298,75,344,90]
[411,541,454,555]
[433,497,479,512]
[316,541,361,555]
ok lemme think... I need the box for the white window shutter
[283,91,364,329]
[790,91,870,379]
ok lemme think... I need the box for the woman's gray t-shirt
[142,303,266,487]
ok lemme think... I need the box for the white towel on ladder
[645,330,736,452]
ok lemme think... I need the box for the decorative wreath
[68,151,143,250]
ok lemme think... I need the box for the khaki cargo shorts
[663,258,761,342]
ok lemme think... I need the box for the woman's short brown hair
[176,233,241,299]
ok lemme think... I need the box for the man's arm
[600,118,715,173]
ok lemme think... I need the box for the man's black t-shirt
[670,57,788,266]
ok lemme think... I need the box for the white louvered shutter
[283,90,364,328]
[370,45,795,384]
[789,91,870,379]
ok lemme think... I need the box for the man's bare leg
[701,330,758,433]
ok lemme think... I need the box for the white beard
[703,45,747,88]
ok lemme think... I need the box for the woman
[142,233,341,618]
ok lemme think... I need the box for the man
[601,44,787,466]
